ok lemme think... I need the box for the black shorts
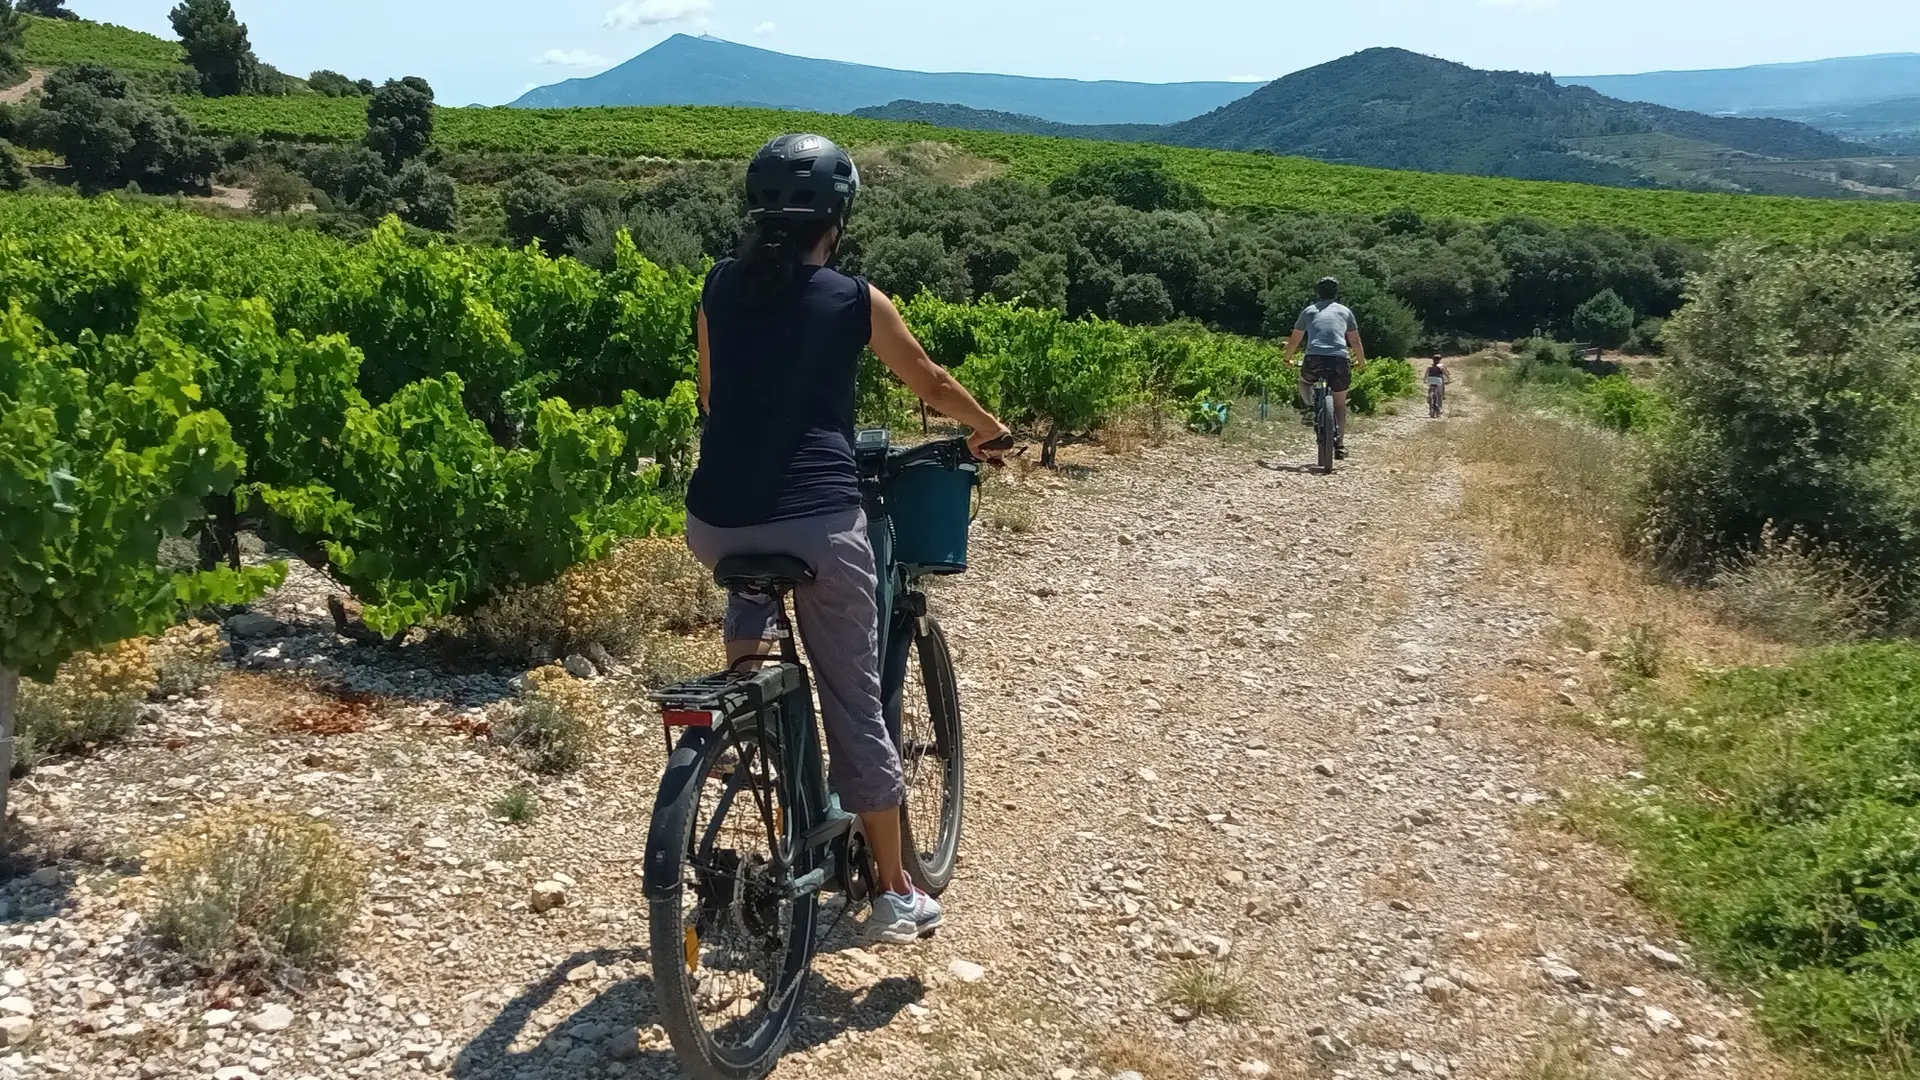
[1301,354,1352,393]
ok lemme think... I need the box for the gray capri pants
[684,507,907,814]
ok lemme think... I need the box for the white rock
[1313,760,1338,777]
[227,612,285,639]
[947,959,986,983]
[423,837,450,851]
[246,1004,295,1033]
[212,1068,260,1080]
[1639,942,1686,969]
[1394,666,1433,683]
[1536,957,1585,987]
[1238,1062,1273,1078]
[203,1008,236,1027]
[0,999,29,1018]
[1421,976,1461,1002]
[530,881,568,913]
[1113,1073,1146,1080]
[563,654,598,679]
[0,1016,30,1048]
[25,868,57,888]
[1644,1005,1682,1032]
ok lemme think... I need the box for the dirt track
[5,390,1791,1080]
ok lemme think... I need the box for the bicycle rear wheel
[897,617,964,895]
[1315,388,1336,474]
[647,720,817,1080]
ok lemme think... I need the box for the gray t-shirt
[1295,301,1358,358]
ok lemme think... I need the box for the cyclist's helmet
[1316,276,1340,301]
[745,133,860,223]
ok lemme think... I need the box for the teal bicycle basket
[884,454,981,575]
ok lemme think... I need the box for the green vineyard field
[171,96,1920,242]
[19,15,190,79]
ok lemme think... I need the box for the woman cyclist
[684,134,1009,945]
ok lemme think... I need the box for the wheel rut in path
[791,397,1792,1079]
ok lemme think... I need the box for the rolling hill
[510,34,1253,124]
[1563,54,1920,114]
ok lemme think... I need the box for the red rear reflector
[663,709,716,728]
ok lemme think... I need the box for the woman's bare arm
[696,309,712,413]
[868,285,1008,455]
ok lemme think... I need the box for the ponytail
[736,218,837,302]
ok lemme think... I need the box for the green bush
[1644,241,1920,617]
[1580,373,1667,433]
[1612,645,1920,1069]
[1348,358,1417,415]
[0,139,25,191]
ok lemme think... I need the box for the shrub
[1047,157,1205,212]
[1572,288,1636,350]
[1163,964,1252,1021]
[1348,358,1417,415]
[1579,373,1666,434]
[148,621,223,696]
[492,785,539,825]
[470,536,721,659]
[143,804,364,974]
[491,664,602,773]
[15,638,156,764]
[1644,242,1920,618]
[365,76,433,169]
[23,64,219,193]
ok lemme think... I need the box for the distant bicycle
[1428,376,1445,418]
[643,430,1005,1080]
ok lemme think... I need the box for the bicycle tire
[898,617,964,896]
[1316,388,1336,474]
[647,722,817,1080]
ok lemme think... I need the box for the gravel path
[5,391,1792,1080]
[0,69,48,106]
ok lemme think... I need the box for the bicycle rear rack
[649,666,805,727]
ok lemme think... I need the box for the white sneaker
[868,887,942,944]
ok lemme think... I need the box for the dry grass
[851,141,1004,187]
[490,665,604,773]
[1455,408,1635,566]
[141,804,365,975]
[1710,527,1885,645]
[148,621,224,696]
[1094,1033,1197,1080]
[1163,963,1254,1021]
[471,536,722,661]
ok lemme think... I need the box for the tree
[501,169,571,250]
[169,0,262,97]
[308,69,372,97]
[0,1,23,81]
[1572,288,1637,351]
[21,0,79,17]
[1261,269,1423,361]
[569,207,704,273]
[365,76,434,170]
[1107,272,1174,326]
[0,139,25,190]
[26,65,219,192]
[859,232,970,302]
[249,162,307,213]
[1048,157,1205,213]
[393,160,456,231]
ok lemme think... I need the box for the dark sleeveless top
[685,259,872,528]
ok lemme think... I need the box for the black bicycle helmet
[1316,276,1340,301]
[744,133,860,222]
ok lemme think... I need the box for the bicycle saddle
[713,554,817,594]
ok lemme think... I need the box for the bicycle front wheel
[897,617,965,895]
[646,721,817,1080]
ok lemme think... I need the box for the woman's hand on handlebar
[968,425,1014,462]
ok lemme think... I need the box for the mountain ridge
[511,34,1253,124]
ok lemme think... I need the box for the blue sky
[64,0,1920,106]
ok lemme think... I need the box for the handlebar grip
[978,433,1016,453]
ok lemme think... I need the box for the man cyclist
[1282,277,1366,460]
[685,134,1008,946]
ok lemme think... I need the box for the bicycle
[1311,374,1338,474]
[1428,375,1445,419]
[642,431,1008,1080]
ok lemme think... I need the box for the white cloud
[1477,0,1558,9]
[604,0,712,28]
[754,21,777,34]
[536,49,612,69]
